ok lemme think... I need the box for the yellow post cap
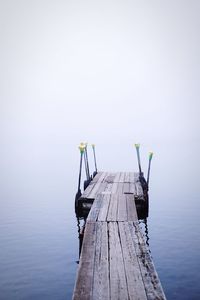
[149,152,153,160]
[134,143,140,148]
[78,145,85,153]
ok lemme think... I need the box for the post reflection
[139,218,150,246]
[76,216,86,263]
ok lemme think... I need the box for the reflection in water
[76,216,86,262]
[139,218,150,246]
[76,213,150,260]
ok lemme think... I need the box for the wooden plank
[107,194,118,221]
[104,182,113,193]
[111,182,118,194]
[126,194,138,221]
[73,222,96,300]
[87,194,103,222]
[81,182,95,199]
[129,222,167,300]
[92,172,107,185]
[123,182,130,194]
[129,172,135,183]
[117,182,124,194]
[134,172,140,181]
[81,172,107,199]
[98,194,111,221]
[88,182,107,199]
[113,172,121,182]
[118,222,147,300]
[117,194,127,221]
[129,182,136,194]
[92,171,104,183]
[124,172,130,183]
[104,173,116,183]
[108,222,129,300]
[93,222,110,300]
[119,172,125,183]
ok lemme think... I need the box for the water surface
[0,141,200,299]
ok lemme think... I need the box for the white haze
[0,0,200,172]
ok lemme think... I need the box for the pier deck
[73,172,166,300]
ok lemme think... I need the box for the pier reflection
[139,218,150,246]
[76,209,150,259]
[76,215,86,262]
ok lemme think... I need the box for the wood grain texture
[117,194,127,221]
[107,194,118,221]
[93,222,110,300]
[87,194,103,222]
[73,222,96,300]
[129,222,167,300]
[92,171,104,183]
[119,222,147,300]
[88,182,107,199]
[108,222,129,300]
[113,172,121,182]
[126,194,138,221]
[123,182,130,194]
[124,172,130,183]
[97,194,110,221]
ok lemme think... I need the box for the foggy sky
[1,0,200,151]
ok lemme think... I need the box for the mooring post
[135,143,142,175]
[147,152,153,187]
[85,142,90,178]
[80,142,91,190]
[92,144,98,177]
[80,142,89,180]
[75,144,85,204]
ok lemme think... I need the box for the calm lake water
[0,140,200,300]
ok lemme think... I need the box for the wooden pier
[73,172,166,300]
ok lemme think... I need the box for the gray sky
[1,0,200,153]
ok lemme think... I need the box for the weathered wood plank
[119,222,147,300]
[126,194,138,221]
[123,182,130,194]
[98,194,110,221]
[104,173,116,183]
[129,172,135,183]
[124,172,130,183]
[93,222,110,300]
[119,172,125,183]
[113,172,121,182]
[104,182,113,193]
[118,194,127,221]
[117,182,124,194]
[134,172,140,181]
[81,172,107,199]
[111,182,118,193]
[87,194,103,222]
[73,222,96,300]
[107,194,118,221]
[129,222,167,300]
[88,182,108,199]
[108,222,129,300]
[92,171,104,183]
[129,182,136,194]
[81,182,95,198]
